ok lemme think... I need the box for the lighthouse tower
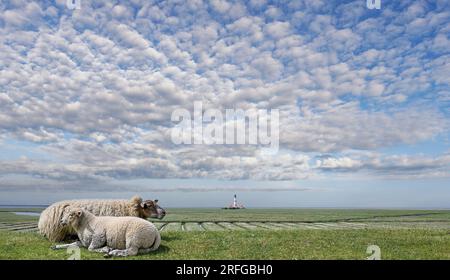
[223,194,245,209]
[232,194,238,208]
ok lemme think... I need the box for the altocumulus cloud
[0,0,449,191]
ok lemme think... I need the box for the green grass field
[161,208,450,222]
[0,208,449,259]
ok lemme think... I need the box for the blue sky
[0,0,449,207]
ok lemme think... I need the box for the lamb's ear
[76,211,82,217]
[131,196,143,206]
[154,199,158,204]
[141,202,148,209]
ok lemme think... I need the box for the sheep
[51,207,161,257]
[38,196,166,242]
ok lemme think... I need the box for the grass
[0,229,449,260]
[161,208,450,222]
[0,208,44,213]
[0,212,39,223]
[0,208,449,259]
[2,207,450,222]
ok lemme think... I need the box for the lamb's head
[141,199,166,220]
[60,207,84,227]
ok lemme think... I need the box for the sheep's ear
[141,203,148,209]
[154,199,158,204]
[76,211,82,217]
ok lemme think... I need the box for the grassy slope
[0,229,449,260]
[0,212,39,222]
[163,208,450,222]
[0,208,44,213]
[1,208,449,259]
[2,208,450,223]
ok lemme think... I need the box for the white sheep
[38,196,166,242]
[51,207,161,257]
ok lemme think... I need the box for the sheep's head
[60,207,83,227]
[141,199,166,220]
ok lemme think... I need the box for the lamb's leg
[87,233,108,253]
[51,241,82,250]
[139,234,160,254]
[105,247,138,257]
[89,246,111,254]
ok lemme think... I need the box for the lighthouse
[223,194,245,209]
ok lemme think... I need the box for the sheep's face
[141,200,166,220]
[60,208,83,227]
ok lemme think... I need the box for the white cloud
[0,0,448,189]
[210,0,231,14]
[264,21,291,39]
[316,157,362,170]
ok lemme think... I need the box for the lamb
[51,207,161,257]
[38,196,166,242]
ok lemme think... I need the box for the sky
[0,0,449,207]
